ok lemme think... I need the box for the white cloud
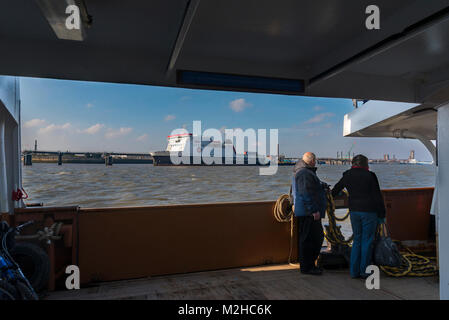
[81,123,104,135]
[137,134,148,141]
[105,127,133,139]
[229,98,251,112]
[38,122,71,134]
[24,118,46,128]
[313,106,324,111]
[86,103,94,108]
[164,114,176,121]
[304,112,335,124]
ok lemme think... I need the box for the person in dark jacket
[292,152,327,275]
[331,154,386,279]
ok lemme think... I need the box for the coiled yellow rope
[323,191,353,246]
[273,194,297,266]
[376,226,438,277]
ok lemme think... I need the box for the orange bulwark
[3,187,435,289]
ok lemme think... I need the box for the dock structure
[280,157,352,165]
[22,153,356,166]
[21,150,153,165]
[23,153,32,166]
[319,158,351,165]
[105,155,113,166]
[284,157,409,166]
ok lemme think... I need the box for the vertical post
[0,117,9,213]
[0,76,22,214]
[13,78,24,210]
[105,155,113,166]
[24,153,32,166]
[58,152,63,165]
[437,102,449,300]
[277,144,279,165]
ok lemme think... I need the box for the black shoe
[301,267,323,275]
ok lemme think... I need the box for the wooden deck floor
[44,264,439,300]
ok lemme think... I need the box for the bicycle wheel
[11,242,50,292]
[15,280,38,300]
[0,280,17,300]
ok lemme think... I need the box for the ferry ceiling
[0,0,448,105]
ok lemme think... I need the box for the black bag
[373,224,402,267]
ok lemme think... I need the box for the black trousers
[297,216,324,271]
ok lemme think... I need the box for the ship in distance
[150,133,271,166]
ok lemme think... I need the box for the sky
[19,77,432,161]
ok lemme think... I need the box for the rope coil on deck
[273,194,296,266]
[377,231,438,277]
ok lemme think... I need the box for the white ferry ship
[150,133,268,166]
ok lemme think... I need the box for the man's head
[352,154,369,168]
[302,152,316,167]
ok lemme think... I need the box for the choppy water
[22,163,435,208]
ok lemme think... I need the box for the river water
[22,163,435,208]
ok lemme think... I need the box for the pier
[318,158,351,165]
[23,151,411,167]
[279,157,352,165]
[22,150,153,165]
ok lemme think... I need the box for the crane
[347,143,355,160]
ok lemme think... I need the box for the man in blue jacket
[292,152,327,275]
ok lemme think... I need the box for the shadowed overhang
[1,0,449,104]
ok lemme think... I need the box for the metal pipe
[0,117,9,213]
[437,102,449,300]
